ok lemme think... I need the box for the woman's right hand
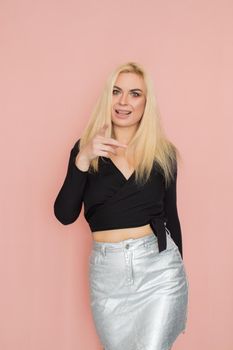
[75,124,128,171]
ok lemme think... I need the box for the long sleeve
[164,163,183,258]
[53,138,88,225]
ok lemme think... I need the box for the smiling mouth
[115,109,132,115]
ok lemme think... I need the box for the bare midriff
[92,223,153,242]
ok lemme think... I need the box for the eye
[112,89,141,97]
[131,92,141,97]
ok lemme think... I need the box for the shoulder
[152,154,177,187]
[70,138,81,156]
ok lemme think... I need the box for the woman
[54,61,189,350]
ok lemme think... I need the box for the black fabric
[54,139,183,258]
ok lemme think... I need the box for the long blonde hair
[79,61,181,188]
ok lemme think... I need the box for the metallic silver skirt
[88,229,189,350]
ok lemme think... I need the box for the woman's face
[111,72,146,128]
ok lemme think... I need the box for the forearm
[53,139,88,225]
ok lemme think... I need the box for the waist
[92,231,157,252]
[90,217,168,253]
[92,224,153,242]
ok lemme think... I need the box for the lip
[115,109,131,112]
[115,108,132,115]
[114,109,132,119]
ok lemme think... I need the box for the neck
[112,124,138,145]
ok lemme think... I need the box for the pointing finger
[97,124,109,137]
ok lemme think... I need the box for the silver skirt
[88,229,189,350]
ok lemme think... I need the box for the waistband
[93,232,155,250]
[92,225,171,254]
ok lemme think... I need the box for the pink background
[1,0,232,349]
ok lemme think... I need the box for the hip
[89,229,189,291]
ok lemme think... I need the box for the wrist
[75,154,90,172]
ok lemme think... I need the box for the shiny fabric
[88,229,189,350]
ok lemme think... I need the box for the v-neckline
[108,158,135,182]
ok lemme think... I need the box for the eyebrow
[113,85,143,93]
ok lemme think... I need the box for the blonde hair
[79,61,182,188]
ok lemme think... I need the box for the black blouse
[53,139,183,258]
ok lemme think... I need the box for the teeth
[116,110,131,115]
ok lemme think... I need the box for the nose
[119,93,128,105]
